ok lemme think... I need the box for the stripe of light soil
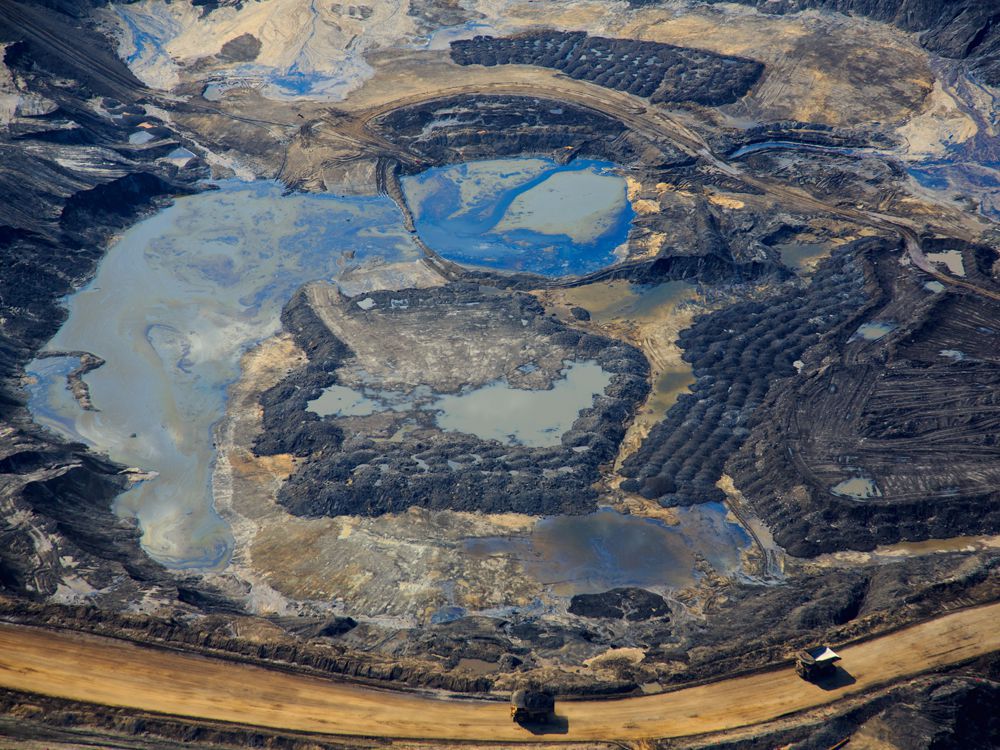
[0,603,998,741]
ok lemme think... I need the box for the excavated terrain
[1,0,1000,745]
[257,284,649,517]
[619,241,871,505]
[730,244,1000,555]
[450,32,764,105]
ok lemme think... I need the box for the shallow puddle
[925,250,966,276]
[308,385,387,417]
[433,361,611,447]
[309,360,612,448]
[831,476,882,500]
[466,505,750,596]
[852,321,896,341]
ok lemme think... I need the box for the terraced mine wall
[376,95,786,290]
[729,245,1000,556]
[375,93,693,170]
[450,32,764,105]
[619,240,872,506]
[257,284,650,517]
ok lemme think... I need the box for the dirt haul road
[1,602,999,743]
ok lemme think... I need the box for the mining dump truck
[796,645,841,681]
[510,689,555,724]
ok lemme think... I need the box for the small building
[510,689,555,723]
[796,645,841,681]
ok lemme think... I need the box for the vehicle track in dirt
[1,602,998,743]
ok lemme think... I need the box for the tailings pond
[27,180,424,568]
[402,157,634,277]
[467,505,751,596]
[26,165,753,600]
[309,360,612,448]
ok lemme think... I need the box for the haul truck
[796,645,841,681]
[510,689,555,723]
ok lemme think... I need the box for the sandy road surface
[1,603,999,743]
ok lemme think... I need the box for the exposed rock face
[450,32,764,105]
[568,588,670,621]
[257,283,650,517]
[620,241,871,506]
[713,0,1000,85]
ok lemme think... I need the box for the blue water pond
[402,157,634,277]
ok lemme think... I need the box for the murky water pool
[559,279,693,324]
[852,321,896,341]
[773,241,829,272]
[403,157,634,277]
[466,504,750,595]
[26,181,422,569]
[831,476,882,500]
[434,361,611,447]
[925,250,966,277]
[309,361,611,448]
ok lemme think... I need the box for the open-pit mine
[1,0,999,747]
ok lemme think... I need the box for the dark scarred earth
[1,0,999,747]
